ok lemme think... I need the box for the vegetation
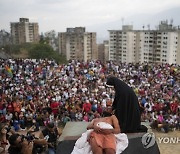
[29,43,66,64]
[0,43,67,64]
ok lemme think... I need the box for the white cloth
[71,122,128,154]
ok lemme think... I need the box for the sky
[1,0,180,41]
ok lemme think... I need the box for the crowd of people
[0,59,179,136]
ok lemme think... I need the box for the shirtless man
[87,106,121,154]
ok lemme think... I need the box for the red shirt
[0,115,5,123]
[50,102,59,115]
[139,89,145,96]
[83,103,92,113]
[30,103,35,111]
[7,103,14,113]
[12,102,21,113]
[153,103,164,112]
[97,106,103,114]
[170,102,178,113]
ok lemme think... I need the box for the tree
[29,43,66,64]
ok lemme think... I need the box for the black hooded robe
[106,77,142,133]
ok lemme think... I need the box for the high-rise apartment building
[108,21,180,64]
[137,31,179,64]
[104,40,109,62]
[109,25,136,63]
[58,27,97,62]
[98,44,104,62]
[97,40,109,63]
[11,18,39,44]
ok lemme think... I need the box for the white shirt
[6,113,13,121]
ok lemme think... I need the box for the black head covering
[106,76,116,86]
[106,76,142,133]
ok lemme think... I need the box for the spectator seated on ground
[150,120,169,133]
[166,116,176,131]
[39,122,61,154]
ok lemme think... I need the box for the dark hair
[102,111,112,117]
[47,122,55,128]
[8,134,20,145]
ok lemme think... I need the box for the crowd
[0,59,179,136]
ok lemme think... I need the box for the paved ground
[142,121,180,154]
[153,130,180,154]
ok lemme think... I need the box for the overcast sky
[1,0,180,35]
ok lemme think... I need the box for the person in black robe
[106,76,147,133]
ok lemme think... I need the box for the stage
[57,122,160,154]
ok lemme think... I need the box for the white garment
[6,113,13,121]
[71,122,128,154]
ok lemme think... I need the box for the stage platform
[57,122,160,154]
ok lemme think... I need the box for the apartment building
[58,27,97,62]
[98,40,109,62]
[0,29,11,46]
[11,18,39,44]
[136,30,156,63]
[108,21,180,64]
[98,44,104,62]
[109,25,136,63]
[137,22,179,64]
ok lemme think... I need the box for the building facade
[97,40,109,63]
[0,29,11,46]
[108,21,180,64]
[11,18,39,44]
[58,27,97,62]
[109,25,136,63]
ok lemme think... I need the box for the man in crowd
[39,122,61,154]
[8,133,47,154]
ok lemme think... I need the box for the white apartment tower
[108,21,180,64]
[11,18,39,44]
[137,21,179,64]
[136,31,156,63]
[109,25,136,63]
[58,27,97,62]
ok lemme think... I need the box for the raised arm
[111,115,121,134]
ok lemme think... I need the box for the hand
[28,141,34,150]
[48,143,55,148]
[21,140,33,154]
[1,128,7,134]
[93,125,102,133]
